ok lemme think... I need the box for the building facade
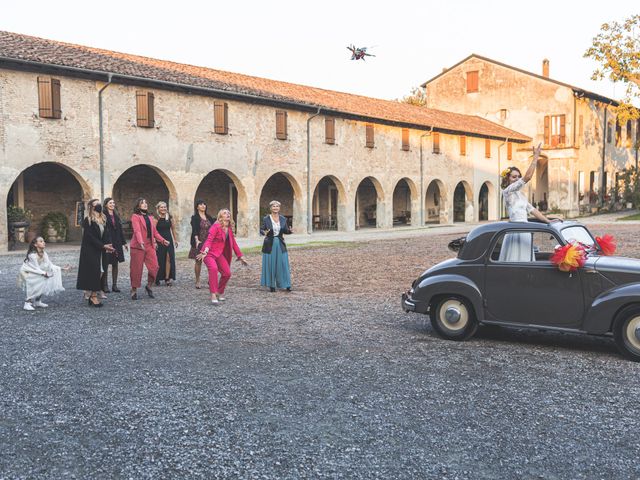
[0,32,530,252]
[423,55,640,216]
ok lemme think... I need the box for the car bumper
[402,291,417,312]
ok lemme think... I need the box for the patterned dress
[189,217,212,260]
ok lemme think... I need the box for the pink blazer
[201,222,243,263]
[130,213,167,250]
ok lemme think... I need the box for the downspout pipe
[419,127,434,226]
[306,107,322,234]
[98,74,113,202]
[601,104,608,207]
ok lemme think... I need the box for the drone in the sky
[347,44,376,61]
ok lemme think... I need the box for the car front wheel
[430,296,478,341]
[613,305,640,362]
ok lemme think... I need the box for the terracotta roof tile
[0,31,531,142]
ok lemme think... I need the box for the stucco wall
[1,68,516,251]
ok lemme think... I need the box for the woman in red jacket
[196,209,247,304]
[129,198,170,300]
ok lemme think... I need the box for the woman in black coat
[76,199,114,307]
[101,197,128,293]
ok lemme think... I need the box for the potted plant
[7,205,32,245]
[40,211,69,243]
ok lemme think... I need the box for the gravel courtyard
[1,223,639,479]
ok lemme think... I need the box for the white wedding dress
[499,178,534,262]
[18,252,65,299]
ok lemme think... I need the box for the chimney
[542,59,550,78]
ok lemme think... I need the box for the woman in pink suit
[129,198,170,300]
[196,209,248,305]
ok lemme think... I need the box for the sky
[1,0,638,103]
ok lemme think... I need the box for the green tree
[584,14,640,124]
[398,86,427,106]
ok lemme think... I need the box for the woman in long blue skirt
[260,200,293,292]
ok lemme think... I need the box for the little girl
[18,236,68,310]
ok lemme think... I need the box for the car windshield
[561,225,595,247]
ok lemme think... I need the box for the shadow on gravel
[401,320,620,360]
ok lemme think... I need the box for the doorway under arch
[312,175,346,231]
[194,169,247,235]
[355,177,384,229]
[6,162,92,246]
[392,178,415,226]
[259,172,301,230]
[453,181,473,223]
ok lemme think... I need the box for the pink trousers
[203,255,231,294]
[130,245,159,288]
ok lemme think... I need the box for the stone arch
[425,179,447,224]
[258,172,303,230]
[453,181,473,223]
[194,169,249,236]
[311,175,348,231]
[112,165,178,231]
[478,181,497,221]
[6,162,93,246]
[355,176,385,229]
[392,177,417,226]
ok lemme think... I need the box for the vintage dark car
[402,220,640,361]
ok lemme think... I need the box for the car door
[484,229,585,328]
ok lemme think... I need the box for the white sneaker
[34,301,48,308]
[211,298,220,306]
[23,302,35,311]
[216,295,226,302]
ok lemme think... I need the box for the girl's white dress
[500,178,534,262]
[18,252,65,299]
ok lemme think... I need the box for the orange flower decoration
[595,234,616,256]
[551,243,587,272]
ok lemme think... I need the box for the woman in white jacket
[18,236,67,310]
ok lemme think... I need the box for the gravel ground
[1,223,639,479]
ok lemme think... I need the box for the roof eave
[0,56,530,141]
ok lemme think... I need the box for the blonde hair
[86,198,105,225]
[216,208,235,229]
[155,201,170,220]
[269,200,281,210]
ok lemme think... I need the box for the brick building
[423,54,640,216]
[0,32,530,252]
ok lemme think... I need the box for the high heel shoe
[145,286,155,298]
[112,286,121,293]
[131,291,138,301]
[88,298,103,308]
[270,287,276,292]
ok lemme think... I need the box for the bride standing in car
[499,143,551,261]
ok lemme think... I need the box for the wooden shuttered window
[37,77,61,119]
[466,71,479,93]
[485,139,491,158]
[507,142,513,160]
[401,128,410,151]
[544,115,550,145]
[276,110,288,140]
[214,101,228,134]
[616,121,622,147]
[325,117,335,144]
[459,136,466,156]
[365,124,374,148]
[432,132,440,153]
[544,114,566,147]
[136,91,155,128]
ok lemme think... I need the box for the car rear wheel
[430,296,478,341]
[613,305,640,362]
